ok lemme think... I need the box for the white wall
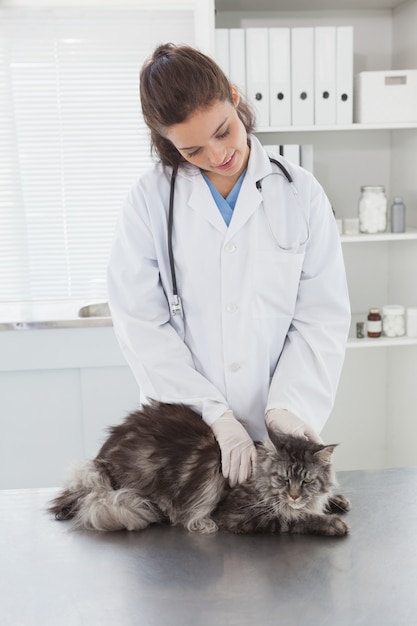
[391,0,417,230]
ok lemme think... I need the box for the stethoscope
[168,156,310,317]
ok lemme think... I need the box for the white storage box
[354,70,417,123]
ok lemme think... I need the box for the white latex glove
[265,409,323,444]
[210,411,256,487]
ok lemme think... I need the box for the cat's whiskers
[237,493,298,523]
[238,503,278,524]
[225,492,277,520]
[234,493,279,514]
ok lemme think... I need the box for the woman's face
[164,88,249,188]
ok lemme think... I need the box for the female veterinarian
[107,43,351,488]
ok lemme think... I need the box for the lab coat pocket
[253,249,304,318]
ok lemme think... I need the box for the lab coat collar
[175,135,273,238]
[225,135,271,241]
[247,134,275,182]
[188,173,228,233]
[170,161,224,233]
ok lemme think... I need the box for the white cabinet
[0,328,140,489]
[215,0,417,470]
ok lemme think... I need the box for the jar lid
[361,185,385,192]
[382,305,405,315]
[369,307,381,314]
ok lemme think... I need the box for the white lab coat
[107,135,351,441]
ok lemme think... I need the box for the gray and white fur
[49,402,350,536]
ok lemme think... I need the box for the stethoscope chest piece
[171,294,182,317]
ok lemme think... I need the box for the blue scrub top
[201,170,247,226]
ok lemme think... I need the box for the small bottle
[391,197,406,233]
[356,321,366,338]
[367,308,382,338]
[358,186,387,234]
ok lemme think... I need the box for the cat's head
[256,430,338,518]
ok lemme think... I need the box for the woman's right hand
[210,411,256,487]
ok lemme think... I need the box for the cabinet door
[0,369,83,489]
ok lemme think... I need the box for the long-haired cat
[49,402,350,536]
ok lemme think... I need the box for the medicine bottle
[367,308,382,338]
[390,197,406,233]
[358,186,387,234]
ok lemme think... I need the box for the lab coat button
[229,363,241,372]
[224,243,237,253]
[226,303,238,313]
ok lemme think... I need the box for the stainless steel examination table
[1,468,417,626]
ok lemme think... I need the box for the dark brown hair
[139,43,256,168]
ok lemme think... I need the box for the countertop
[0,300,112,330]
[1,468,417,626]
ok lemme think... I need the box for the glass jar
[358,186,387,234]
[367,308,382,338]
[382,305,405,337]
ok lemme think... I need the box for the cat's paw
[187,516,218,534]
[325,515,350,536]
[326,493,351,514]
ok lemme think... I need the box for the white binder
[214,28,230,77]
[245,28,270,128]
[300,144,314,173]
[229,28,246,95]
[314,27,336,125]
[269,28,291,127]
[336,26,354,125]
[280,144,300,166]
[262,143,279,157]
[291,27,314,126]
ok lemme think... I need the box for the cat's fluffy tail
[48,460,163,531]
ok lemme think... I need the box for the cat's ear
[313,444,338,465]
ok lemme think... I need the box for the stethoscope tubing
[259,157,293,185]
[168,167,178,298]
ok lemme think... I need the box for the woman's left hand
[265,408,323,444]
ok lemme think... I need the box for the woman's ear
[230,85,240,107]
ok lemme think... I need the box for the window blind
[0,9,194,302]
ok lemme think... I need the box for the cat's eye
[280,476,290,483]
[302,478,313,484]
